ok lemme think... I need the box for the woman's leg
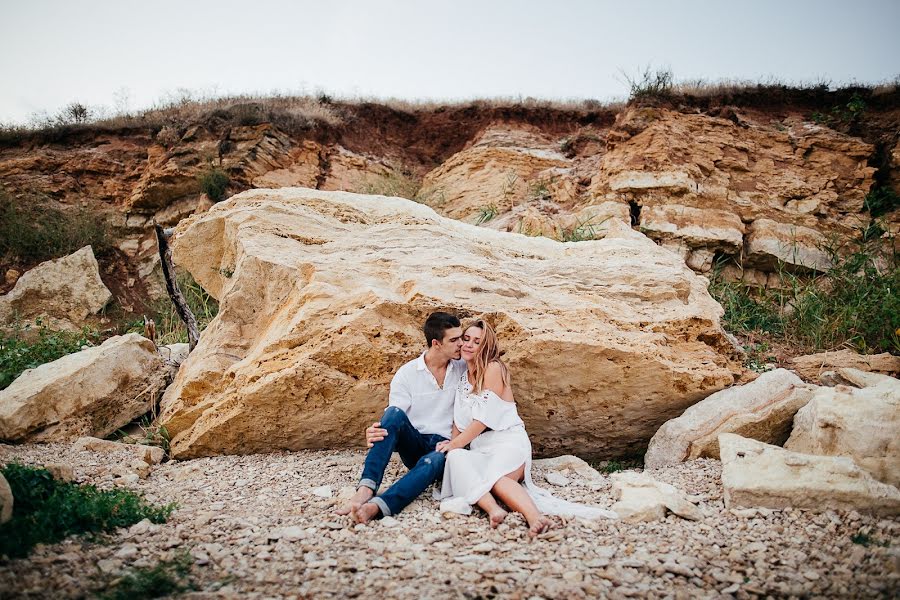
[476,491,508,528]
[491,469,552,536]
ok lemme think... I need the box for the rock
[787,350,900,382]
[819,368,896,389]
[785,376,900,486]
[4,269,20,286]
[43,463,75,482]
[270,526,306,542]
[158,188,739,458]
[73,436,166,465]
[545,472,570,487]
[159,343,190,367]
[311,485,332,498]
[719,433,900,517]
[472,542,495,553]
[418,125,570,222]
[744,219,832,272]
[0,472,12,524]
[645,369,815,468]
[533,455,603,482]
[0,246,111,333]
[0,334,166,442]
[610,471,703,522]
[380,516,400,528]
[639,204,745,254]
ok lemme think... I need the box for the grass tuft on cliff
[128,272,218,346]
[0,188,111,263]
[0,463,176,559]
[709,230,900,355]
[0,321,100,390]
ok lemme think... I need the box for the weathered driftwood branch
[155,225,200,351]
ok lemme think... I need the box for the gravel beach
[1,443,897,599]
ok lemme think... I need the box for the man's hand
[366,422,388,448]
[436,440,454,453]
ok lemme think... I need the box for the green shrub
[476,203,498,225]
[0,321,100,390]
[197,166,229,202]
[863,188,900,218]
[98,551,194,599]
[709,233,899,354]
[0,464,176,558]
[623,66,674,102]
[0,188,111,262]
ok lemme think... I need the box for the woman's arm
[439,419,487,452]
[451,423,460,439]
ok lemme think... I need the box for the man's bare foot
[527,516,552,538]
[335,487,373,516]
[488,507,508,529]
[353,502,381,524]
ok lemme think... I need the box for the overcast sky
[1,0,898,124]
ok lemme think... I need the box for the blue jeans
[359,406,447,517]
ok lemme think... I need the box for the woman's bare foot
[488,507,508,528]
[353,502,381,524]
[527,515,552,538]
[335,487,373,516]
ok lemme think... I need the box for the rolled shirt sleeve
[388,369,413,413]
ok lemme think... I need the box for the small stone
[803,570,820,581]
[472,542,494,553]
[97,559,119,574]
[312,485,333,498]
[424,531,451,544]
[114,544,138,559]
[721,583,740,594]
[380,516,400,527]
[545,472,570,487]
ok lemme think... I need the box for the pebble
[545,471,570,487]
[311,485,332,498]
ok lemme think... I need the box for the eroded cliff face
[2,98,895,298]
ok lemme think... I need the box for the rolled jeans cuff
[358,478,378,493]
[369,496,391,517]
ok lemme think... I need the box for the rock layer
[0,334,165,442]
[644,369,815,469]
[159,188,740,459]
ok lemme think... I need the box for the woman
[435,319,615,536]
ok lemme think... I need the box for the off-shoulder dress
[436,370,616,520]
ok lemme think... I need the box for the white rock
[0,335,166,442]
[719,433,900,517]
[645,369,814,469]
[380,516,400,527]
[785,376,900,486]
[0,246,112,333]
[0,473,12,524]
[311,485,333,498]
[610,471,703,522]
[545,471,571,487]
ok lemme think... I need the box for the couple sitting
[337,312,614,535]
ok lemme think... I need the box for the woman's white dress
[436,370,617,520]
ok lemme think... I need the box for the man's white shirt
[388,353,467,439]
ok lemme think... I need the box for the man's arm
[366,367,413,447]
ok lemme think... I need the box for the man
[337,311,465,523]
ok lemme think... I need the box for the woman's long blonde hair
[466,319,511,394]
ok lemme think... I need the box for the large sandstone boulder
[787,349,900,382]
[784,376,900,487]
[0,246,111,333]
[644,369,815,469]
[0,334,165,442]
[719,434,900,517]
[158,188,740,459]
